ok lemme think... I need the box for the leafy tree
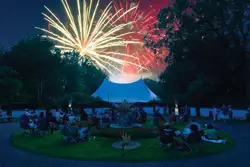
[3,37,63,106]
[0,66,22,106]
[145,0,249,106]
[60,52,105,105]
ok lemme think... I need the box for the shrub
[91,127,157,139]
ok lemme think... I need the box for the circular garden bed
[11,123,234,161]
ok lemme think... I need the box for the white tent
[91,78,159,103]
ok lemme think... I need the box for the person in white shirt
[211,105,217,121]
[55,109,61,123]
[68,114,76,124]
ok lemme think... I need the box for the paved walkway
[0,122,250,167]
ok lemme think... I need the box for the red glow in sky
[110,0,171,77]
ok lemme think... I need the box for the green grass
[11,129,234,161]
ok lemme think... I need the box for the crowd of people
[158,118,228,151]
[210,104,233,121]
[19,108,88,140]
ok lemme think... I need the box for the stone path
[0,122,250,167]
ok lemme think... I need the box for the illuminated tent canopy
[92,78,159,103]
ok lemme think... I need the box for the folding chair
[182,133,200,152]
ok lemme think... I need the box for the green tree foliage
[0,66,22,106]
[2,37,63,106]
[60,52,105,105]
[145,0,249,106]
[0,37,105,108]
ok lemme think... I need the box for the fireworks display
[37,0,145,75]
[37,0,170,81]
[109,0,168,76]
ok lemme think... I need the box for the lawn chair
[61,126,86,143]
[158,129,175,150]
[182,131,200,152]
[37,119,49,136]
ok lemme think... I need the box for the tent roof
[91,78,159,103]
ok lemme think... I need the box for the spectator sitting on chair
[139,110,147,124]
[46,112,56,133]
[62,113,69,125]
[19,112,30,129]
[55,109,61,123]
[169,112,176,122]
[37,113,49,132]
[190,119,201,131]
[91,113,100,129]
[68,114,76,124]
[102,113,110,124]
[187,124,201,143]
[36,112,45,125]
[80,109,88,121]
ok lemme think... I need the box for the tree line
[0,37,105,110]
[145,0,249,108]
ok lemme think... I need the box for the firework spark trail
[110,0,168,74]
[36,0,146,75]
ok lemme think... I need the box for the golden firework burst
[36,0,146,74]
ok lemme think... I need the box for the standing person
[152,109,159,127]
[0,106,2,117]
[228,105,233,120]
[6,107,12,122]
[217,108,221,121]
[0,106,4,121]
[211,105,217,121]
[55,109,61,123]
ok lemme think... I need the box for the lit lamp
[175,101,179,115]
[68,99,72,108]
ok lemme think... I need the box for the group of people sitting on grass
[158,119,228,151]
[19,108,88,141]
[19,109,57,135]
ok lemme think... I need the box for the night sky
[0,0,169,49]
[0,0,58,49]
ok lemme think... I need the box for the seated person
[55,109,61,123]
[189,119,201,131]
[187,124,201,143]
[183,112,189,123]
[204,124,217,140]
[36,112,45,125]
[91,113,100,129]
[80,109,88,121]
[37,116,49,131]
[62,113,69,125]
[102,113,110,123]
[169,113,176,122]
[19,112,30,129]
[139,110,147,124]
[68,114,76,124]
[202,124,227,144]
[46,112,56,133]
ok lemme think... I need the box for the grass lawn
[11,128,234,161]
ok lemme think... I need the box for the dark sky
[0,0,110,49]
[0,0,169,49]
[0,0,59,49]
